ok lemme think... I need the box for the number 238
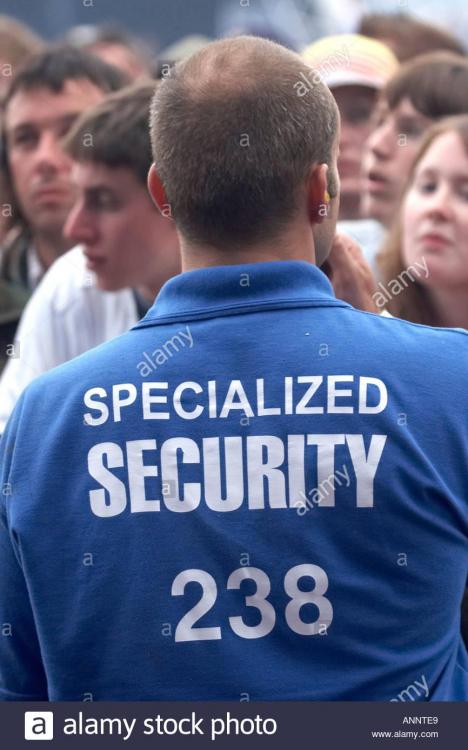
[171,564,333,642]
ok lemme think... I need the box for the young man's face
[87,42,148,81]
[4,79,105,237]
[361,96,432,227]
[64,162,173,291]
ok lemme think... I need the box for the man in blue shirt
[1,35,467,701]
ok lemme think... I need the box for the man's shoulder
[13,303,468,419]
[5,330,131,428]
[342,307,468,382]
[24,326,137,391]
[347,305,468,343]
[353,305,467,344]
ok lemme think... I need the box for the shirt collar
[27,245,44,290]
[133,260,349,328]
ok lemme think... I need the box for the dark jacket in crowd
[0,230,32,373]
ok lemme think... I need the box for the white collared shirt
[0,245,138,433]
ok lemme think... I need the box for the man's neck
[138,280,168,304]
[137,260,182,303]
[427,286,468,329]
[34,231,72,271]
[180,226,318,272]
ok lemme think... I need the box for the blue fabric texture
[1,260,467,701]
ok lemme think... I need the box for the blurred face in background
[4,79,104,239]
[64,161,179,293]
[332,84,377,220]
[87,42,149,81]
[402,130,468,288]
[362,96,432,227]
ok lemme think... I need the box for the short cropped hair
[384,52,468,119]
[64,83,156,184]
[3,44,126,111]
[359,13,465,62]
[150,36,339,250]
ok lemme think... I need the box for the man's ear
[147,163,172,219]
[307,163,330,225]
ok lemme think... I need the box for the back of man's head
[150,36,339,251]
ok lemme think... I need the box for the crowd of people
[0,9,467,702]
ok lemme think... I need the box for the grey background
[2,0,468,56]
[0,0,223,53]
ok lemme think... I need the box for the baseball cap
[302,33,398,90]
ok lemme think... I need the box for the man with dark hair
[0,83,180,432]
[0,37,466,702]
[0,45,126,370]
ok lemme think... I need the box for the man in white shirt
[0,83,181,433]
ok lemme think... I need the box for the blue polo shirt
[1,260,467,701]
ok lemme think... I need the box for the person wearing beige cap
[302,34,398,222]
